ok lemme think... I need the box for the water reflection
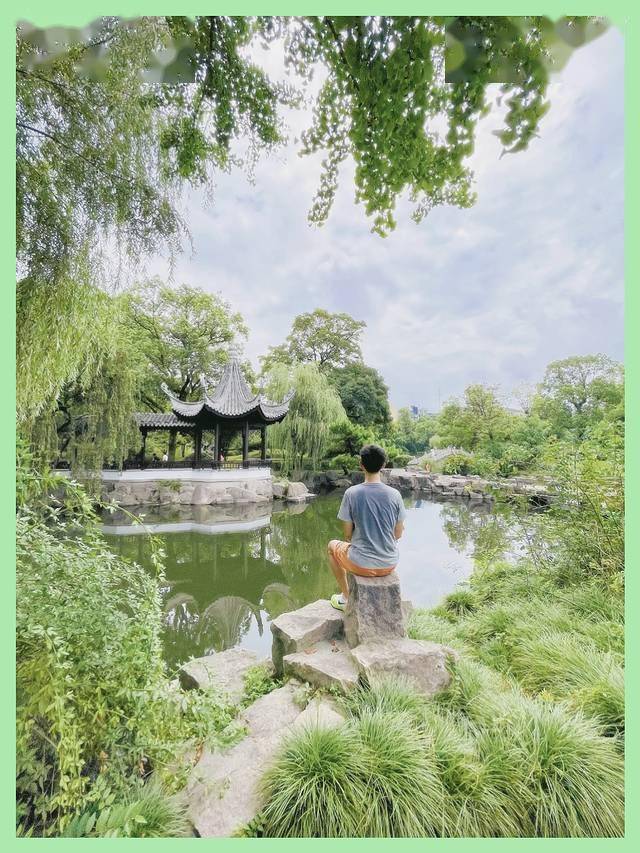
[102,493,528,668]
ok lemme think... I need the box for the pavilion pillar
[214,422,221,465]
[242,420,249,465]
[140,430,147,468]
[194,428,202,469]
[260,426,266,462]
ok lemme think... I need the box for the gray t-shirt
[337,482,407,569]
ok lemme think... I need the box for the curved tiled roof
[157,353,294,424]
[134,412,195,429]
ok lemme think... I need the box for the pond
[101,493,528,671]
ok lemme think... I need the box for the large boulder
[343,572,405,648]
[272,481,287,499]
[283,639,360,693]
[286,481,311,501]
[351,639,457,697]
[178,648,259,702]
[270,599,344,674]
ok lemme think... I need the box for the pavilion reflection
[102,500,329,667]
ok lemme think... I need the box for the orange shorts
[327,540,396,577]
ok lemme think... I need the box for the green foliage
[326,420,376,458]
[265,362,347,474]
[392,408,437,455]
[530,426,624,584]
[441,453,473,475]
[261,309,365,373]
[329,362,391,427]
[241,664,282,707]
[17,276,141,470]
[537,354,624,438]
[261,669,623,837]
[61,780,191,837]
[121,277,247,411]
[16,462,240,836]
[327,453,359,474]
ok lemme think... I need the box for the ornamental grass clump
[343,674,428,723]
[418,706,524,837]
[506,699,625,837]
[508,631,624,740]
[259,725,368,837]
[355,710,445,837]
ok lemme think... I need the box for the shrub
[441,453,472,475]
[16,510,237,835]
[241,663,281,707]
[327,453,359,474]
[60,779,191,838]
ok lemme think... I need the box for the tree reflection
[438,500,520,567]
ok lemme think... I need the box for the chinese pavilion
[133,348,293,468]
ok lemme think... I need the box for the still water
[102,493,524,671]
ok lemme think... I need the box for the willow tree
[265,362,346,474]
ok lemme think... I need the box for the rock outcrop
[178,649,260,702]
[283,639,360,692]
[351,639,457,696]
[270,599,344,675]
[343,572,406,647]
[270,579,456,699]
[185,680,346,836]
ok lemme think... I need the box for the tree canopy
[261,309,366,373]
[329,362,391,427]
[536,354,624,437]
[122,278,247,409]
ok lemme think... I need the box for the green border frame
[3,3,636,848]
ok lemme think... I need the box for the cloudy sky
[145,25,624,412]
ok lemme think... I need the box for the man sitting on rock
[328,443,406,611]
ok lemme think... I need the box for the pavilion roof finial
[228,340,243,360]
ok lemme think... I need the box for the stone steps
[271,598,345,674]
[283,639,360,693]
[186,681,345,837]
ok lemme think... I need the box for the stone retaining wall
[101,471,273,506]
[300,467,554,505]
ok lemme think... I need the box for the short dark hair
[360,444,387,473]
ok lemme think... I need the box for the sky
[144,25,624,412]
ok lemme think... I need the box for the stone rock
[187,682,303,837]
[286,481,309,499]
[178,648,258,702]
[351,639,456,697]
[334,478,352,489]
[271,482,286,498]
[283,639,360,693]
[343,572,405,648]
[191,484,214,505]
[292,695,345,731]
[271,599,344,674]
[401,599,414,621]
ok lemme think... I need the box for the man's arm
[394,520,404,540]
[342,520,354,542]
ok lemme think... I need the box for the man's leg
[327,540,349,598]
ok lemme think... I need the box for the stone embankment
[297,467,554,505]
